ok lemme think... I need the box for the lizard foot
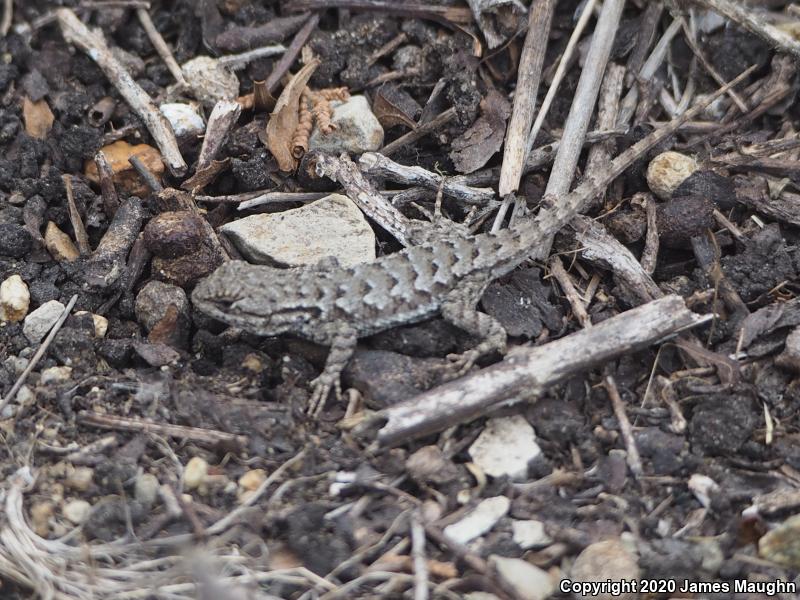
[306,374,342,418]
[445,349,481,378]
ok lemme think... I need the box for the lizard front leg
[440,280,507,377]
[307,326,357,417]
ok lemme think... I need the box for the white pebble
[160,103,205,138]
[63,499,91,525]
[0,275,30,323]
[646,151,698,200]
[183,457,209,490]
[40,366,72,385]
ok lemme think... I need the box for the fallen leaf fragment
[266,59,320,172]
[22,97,55,140]
[44,222,80,263]
[450,89,511,173]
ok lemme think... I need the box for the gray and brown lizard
[192,75,745,416]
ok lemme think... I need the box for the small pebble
[8,191,26,205]
[30,501,54,537]
[84,140,164,197]
[134,473,159,508]
[134,281,190,332]
[489,555,555,600]
[308,95,384,154]
[0,223,33,258]
[40,366,73,385]
[443,496,510,545]
[65,466,93,492]
[511,519,552,550]
[238,469,267,492]
[75,311,109,338]
[44,222,79,262]
[14,385,35,407]
[63,499,91,525]
[159,102,205,138]
[406,445,460,485]
[181,56,239,107]
[23,299,65,343]
[183,457,209,490]
[0,274,30,323]
[759,514,800,568]
[570,538,640,600]
[221,193,376,268]
[646,151,698,200]
[143,211,206,259]
[656,196,714,249]
[469,415,541,481]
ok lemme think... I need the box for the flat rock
[221,193,375,268]
[469,415,541,481]
[308,95,384,154]
[23,299,65,344]
[443,496,509,545]
[489,555,555,600]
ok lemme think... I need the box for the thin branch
[496,0,556,198]
[57,8,187,176]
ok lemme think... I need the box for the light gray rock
[443,496,509,545]
[135,473,159,508]
[469,415,541,481]
[23,300,65,344]
[570,538,639,599]
[308,95,384,154]
[221,194,376,268]
[134,281,190,332]
[512,519,552,550]
[63,499,91,525]
[181,56,239,107]
[160,103,205,138]
[40,366,72,386]
[489,555,555,600]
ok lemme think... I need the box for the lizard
[191,73,746,417]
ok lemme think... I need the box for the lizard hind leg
[306,326,357,417]
[440,281,507,378]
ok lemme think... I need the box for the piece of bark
[466,0,526,49]
[215,13,309,53]
[571,215,662,305]
[450,89,511,174]
[371,295,709,447]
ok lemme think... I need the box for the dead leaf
[449,90,510,173]
[266,59,320,172]
[22,97,55,140]
[373,84,420,129]
[674,338,740,385]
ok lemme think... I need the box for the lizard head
[192,260,326,338]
